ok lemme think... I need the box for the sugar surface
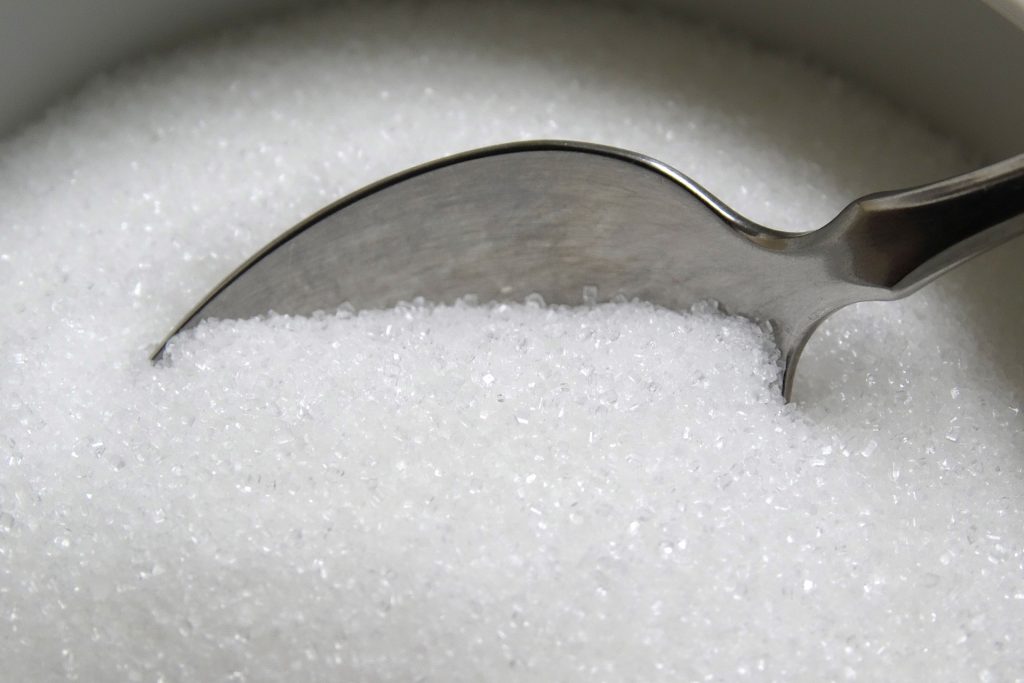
[1,1,1023,681]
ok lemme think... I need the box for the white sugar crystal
[1,0,1022,681]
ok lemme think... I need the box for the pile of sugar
[1,0,1022,680]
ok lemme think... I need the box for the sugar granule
[1,1,1022,681]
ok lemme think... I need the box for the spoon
[153,141,1024,399]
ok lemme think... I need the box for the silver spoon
[153,141,1024,399]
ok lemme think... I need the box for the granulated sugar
[1,1,1022,681]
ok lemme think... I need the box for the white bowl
[1,0,1023,156]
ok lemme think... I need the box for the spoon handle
[809,153,1024,296]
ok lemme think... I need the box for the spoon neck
[802,153,1024,296]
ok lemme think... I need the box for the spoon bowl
[154,141,1024,398]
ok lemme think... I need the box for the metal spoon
[153,141,1024,399]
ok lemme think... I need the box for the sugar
[1,0,1022,680]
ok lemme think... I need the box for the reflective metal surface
[153,141,1024,399]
